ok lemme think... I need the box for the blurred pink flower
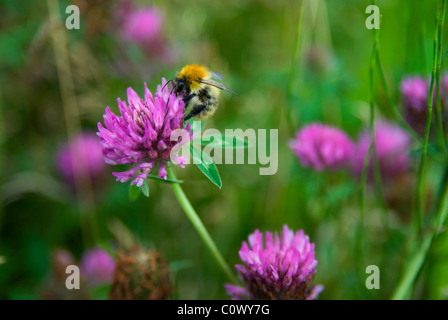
[400,76,429,135]
[400,75,448,135]
[56,133,106,186]
[81,247,116,286]
[289,123,354,171]
[351,121,411,181]
[400,76,428,113]
[52,249,76,282]
[122,8,163,44]
[120,6,171,61]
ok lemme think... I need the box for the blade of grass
[392,0,446,299]
[376,37,446,164]
[285,1,304,133]
[415,3,443,234]
[167,167,237,284]
[46,0,99,247]
[356,0,379,298]
[375,52,422,144]
[392,175,448,299]
[0,84,3,231]
[435,0,447,154]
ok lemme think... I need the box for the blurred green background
[1,0,448,300]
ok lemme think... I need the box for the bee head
[176,64,209,93]
[173,78,187,94]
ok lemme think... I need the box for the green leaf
[190,144,222,188]
[193,134,250,149]
[187,119,206,137]
[129,185,141,201]
[141,180,150,197]
[147,175,183,184]
[129,180,150,199]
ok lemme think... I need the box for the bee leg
[184,105,207,121]
[182,94,195,106]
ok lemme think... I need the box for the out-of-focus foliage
[1,0,448,300]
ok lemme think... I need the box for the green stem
[0,82,3,232]
[372,151,391,231]
[435,0,447,154]
[419,22,428,75]
[356,3,379,297]
[393,1,446,299]
[375,52,422,144]
[391,178,448,299]
[167,167,238,284]
[376,49,446,164]
[46,0,99,248]
[415,9,442,234]
[285,2,304,133]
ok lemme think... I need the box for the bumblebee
[170,64,235,121]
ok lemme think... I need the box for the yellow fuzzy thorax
[177,64,210,91]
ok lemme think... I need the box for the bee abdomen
[197,88,211,102]
[184,86,220,120]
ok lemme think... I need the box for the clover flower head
[400,76,429,135]
[289,123,354,171]
[352,121,411,181]
[119,5,172,61]
[97,79,192,187]
[400,76,428,113]
[225,225,323,300]
[109,247,172,300]
[56,133,106,186]
[121,7,163,45]
[81,247,116,286]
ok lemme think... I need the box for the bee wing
[197,79,237,95]
[209,70,224,81]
